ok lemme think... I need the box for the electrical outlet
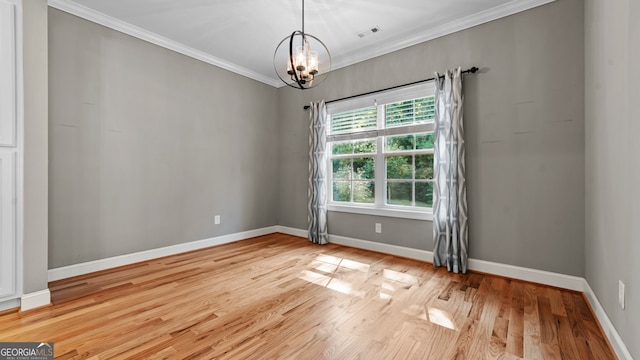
[215,215,220,225]
[619,280,625,310]
[375,223,382,233]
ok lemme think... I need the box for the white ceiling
[48,0,555,87]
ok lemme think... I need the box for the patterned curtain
[433,68,468,273]
[308,101,329,244]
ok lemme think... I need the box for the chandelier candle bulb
[309,51,318,74]
[296,46,306,71]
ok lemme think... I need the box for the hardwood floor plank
[523,284,543,360]
[0,234,616,359]
[548,287,568,317]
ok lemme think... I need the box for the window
[326,83,435,220]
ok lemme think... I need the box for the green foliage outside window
[386,133,434,151]
[332,155,375,204]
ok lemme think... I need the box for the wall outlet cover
[619,280,625,310]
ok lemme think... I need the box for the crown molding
[48,0,555,88]
[331,0,557,71]
[47,0,283,88]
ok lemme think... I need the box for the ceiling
[48,0,554,87]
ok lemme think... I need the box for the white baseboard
[582,280,633,360]
[21,289,50,311]
[329,234,434,263]
[48,226,278,282]
[275,226,309,238]
[278,227,583,290]
[467,258,584,291]
[0,298,19,312]
[332,235,585,290]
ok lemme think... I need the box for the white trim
[582,280,633,360]
[0,298,19,312]
[279,227,585,291]
[328,204,432,221]
[0,152,16,298]
[275,226,308,238]
[48,226,278,281]
[329,234,581,290]
[467,258,584,291]
[330,233,434,262]
[46,0,282,88]
[13,0,23,310]
[0,0,20,303]
[332,0,557,72]
[20,289,50,311]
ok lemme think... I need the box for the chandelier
[273,0,331,89]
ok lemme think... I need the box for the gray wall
[23,0,48,294]
[48,9,279,268]
[585,0,639,358]
[278,0,585,276]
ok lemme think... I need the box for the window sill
[327,204,433,221]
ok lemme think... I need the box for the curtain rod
[303,66,479,110]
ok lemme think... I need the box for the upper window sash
[326,82,436,116]
[327,83,436,144]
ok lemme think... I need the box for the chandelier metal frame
[273,0,331,89]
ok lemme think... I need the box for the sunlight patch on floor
[297,255,370,298]
[339,259,370,272]
[315,254,342,265]
[310,261,338,274]
[299,270,331,287]
[427,307,456,330]
[401,304,428,321]
[383,269,418,285]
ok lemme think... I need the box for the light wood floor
[0,233,615,359]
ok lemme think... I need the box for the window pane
[386,135,415,151]
[353,181,375,203]
[415,154,434,179]
[332,142,353,155]
[415,133,434,150]
[414,96,435,123]
[415,182,433,208]
[353,139,376,153]
[352,157,375,180]
[387,182,412,206]
[385,101,415,127]
[386,155,413,179]
[330,107,377,134]
[333,182,351,202]
[385,96,435,127]
[332,159,351,180]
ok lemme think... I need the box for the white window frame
[326,83,436,221]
